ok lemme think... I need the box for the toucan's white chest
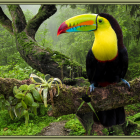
[92,26,118,62]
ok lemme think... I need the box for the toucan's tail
[93,107,125,127]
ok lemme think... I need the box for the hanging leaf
[14,88,22,95]
[15,93,25,99]
[87,102,99,121]
[21,100,27,109]
[15,102,22,109]
[30,73,44,83]
[53,78,62,87]
[13,86,17,95]
[31,88,42,101]
[43,87,48,107]
[11,98,18,106]
[14,107,21,118]
[8,107,14,120]
[32,107,37,115]
[55,82,60,97]
[9,96,14,102]
[28,84,35,91]
[20,107,25,117]
[24,93,34,106]
[48,79,54,88]
[45,74,51,81]
[1,102,5,110]
[19,84,28,91]
[32,102,39,108]
[24,110,29,126]
[5,100,10,107]
[75,101,85,115]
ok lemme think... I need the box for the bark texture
[1,77,140,118]
[0,5,84,80]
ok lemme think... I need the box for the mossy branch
[48,78,140,117]
[7,5,27,33]
[0,6,13,35]
[0,5,85,79]
[1,77,140,118]
[25,5,57,40]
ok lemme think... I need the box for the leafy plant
[0,73,62,126]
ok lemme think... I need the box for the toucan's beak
[57,14,98,36]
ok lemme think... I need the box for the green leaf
[75,101,85,115]
[30,73,44,83]
[1,102,5,110]
[31,88,42,101]
[87,102,99,121]
[24,110,29,126]
[22,110,28,116]
[13,89,22,94]
[56,82,60,97]
[32,102,39,108]
[43,87,48,107]
[9,96,14,101]
[45,74,50,81]
[28,84,35,91]
[24,93,34,106]
[33,107,37,115]
[15,102,22,109]
[5,100,10,107]
[13,86,17,94]
[53,78,62,86]
[21,100,27,109]
[15,93,25,99]
[14,107,21,118]
[11,98,18,106]
[8,107,14,120]
[19,84,28,91]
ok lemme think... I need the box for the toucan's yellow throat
[57,14,118,62]
[92,16,118,62]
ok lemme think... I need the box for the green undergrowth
[124,103,140,136]
[64,118,86,136]
[0,109,55,135]
[0,108,76,136]
[0,64,44,80]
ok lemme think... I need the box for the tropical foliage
[0,4,140,136]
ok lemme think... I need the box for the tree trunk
[0,5,85,80]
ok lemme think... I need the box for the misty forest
[0,4,140,136]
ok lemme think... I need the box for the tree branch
[1,77,140,118]
[25,5,57,40]
[0,6,13,35]
[49,78,139,117]
[7,5,27,33]
[0,4,85,79]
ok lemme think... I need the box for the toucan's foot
[90,83,95,92]
[121,78,130,91]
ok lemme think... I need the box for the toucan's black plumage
[86,13,128,127]
[57,12,129,128]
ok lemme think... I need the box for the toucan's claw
[121,78,130,91]
[90,83,95,92]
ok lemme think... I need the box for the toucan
[57,13,130,127]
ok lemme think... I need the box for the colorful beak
[57,14,98,36]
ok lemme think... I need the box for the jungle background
[0,4,140,136]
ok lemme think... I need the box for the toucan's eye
[99,19,102,23]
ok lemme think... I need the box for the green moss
[7,5,18,11]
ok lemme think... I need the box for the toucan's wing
[86,48,97,84]
[118,46,128,79]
